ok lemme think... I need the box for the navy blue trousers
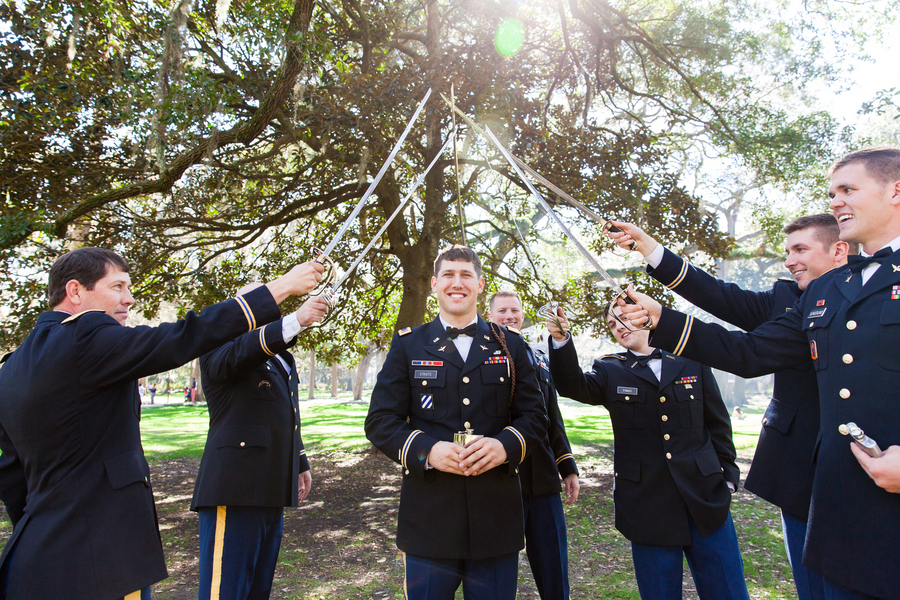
[782,510,825,600]
[197,506,284,600]
[402,551,518,600]
[523,493,569,600]
[630,512,750,600]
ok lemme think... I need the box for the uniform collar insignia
[846,275,853,283]
[893,264,900,272]
[438,345,447,352]
[480,345,488,351]
[432,337,440,343]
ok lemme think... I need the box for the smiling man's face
[783,228,841,291]
[431,259,484,321]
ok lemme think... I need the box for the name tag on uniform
[807,307,827,319]
[415,370,438,379]
[617,386,638,395]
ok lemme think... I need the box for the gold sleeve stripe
[673,315,694,356]
[401,430,423,469]
[299,449,306,455]
[209,506,227,600]
[504,426,527,464]
[666,260,689,290]
[235,294,256,331]
[124,592,141,600]
[556,453,574,464]
[258,325,275,356]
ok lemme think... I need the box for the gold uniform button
[500,377,505,382]
[422,381,428,386]
[464,421,471,429]
[625,396,630,401]
[690,395,695,400]
[666,452,672,459]
[762,417,768,425]
[240,442,246,447]
[462,376,470,384]
[846,320,857,330]
[614,472,618,477]
[843,354,853,364]
[405,469,410,475]
[295,425,298,431]
[661,415,668,422]
[664,434,670,441]
[659,396,666,403]
[463,398,470,406]
[839,388,851,399]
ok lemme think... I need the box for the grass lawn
[136,395,795,599]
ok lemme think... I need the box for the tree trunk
[331,363,339,398]
[353,343,377,401]
[308,347,316,400]
[191,358,205,403]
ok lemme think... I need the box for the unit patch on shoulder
[398,327,412,336]
[61,309,106,324]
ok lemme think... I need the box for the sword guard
[311,247,336,297]
[538,301,567,335]
[601,220,637,251]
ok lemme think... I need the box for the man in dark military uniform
[0,247,322,600]
[605,214,851,600]
[545,304,749,600]
[364,246,548,600]
[616,147,900,600]
[191,289,329,600]
[487,290,579,600]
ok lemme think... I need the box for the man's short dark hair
[488,290,521,311]
[47,248,130,308]
[829,147,900,184]
[783,214,841,248]
[434,245,482,277]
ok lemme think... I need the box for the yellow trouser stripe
[211,506,227,600]
[402,551,409,600]
[124,592,141,600]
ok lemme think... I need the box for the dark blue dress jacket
[549,340,738,546]
[647,247,818,518]
[0,286,280,600]
[191,320,309,510]
[364,317,548,560]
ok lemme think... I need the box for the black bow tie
[848,247,893,273]
[446,323,477,339]
[633,349,662,367]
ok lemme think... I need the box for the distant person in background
[487,290,579,600]
[149,383,157,404]
[191,378,197,402]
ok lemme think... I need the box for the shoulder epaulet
[598,353,627,361]
[0,352,12,364]
[61,309,106,324]
[507,327,520,335]
[398,327,412,336]
[777,277,794,282]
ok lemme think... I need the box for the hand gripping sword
[439,92,635,250]
[316,131,456,313]
[482,125,652,331]
[312,88,432,296]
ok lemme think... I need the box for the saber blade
[318,88,432,261]
[331,131,456,292]
[481,126,627,297]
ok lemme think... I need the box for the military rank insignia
[399,327,412,336]
[412,360,443,366]
[420,394,433,409]
[817,299,826,306]
[676,376,697,385]
[892,285,900,300]
[810,340,818,360]
[484,356,508,364]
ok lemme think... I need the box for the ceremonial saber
[317,88,433,263]
[329,131,456,295]
[482,125,651,330]
[439,92,634,249]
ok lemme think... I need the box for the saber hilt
[538,302,568,336]
[839,422,883,458]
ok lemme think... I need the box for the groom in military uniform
[365,245,548,600]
